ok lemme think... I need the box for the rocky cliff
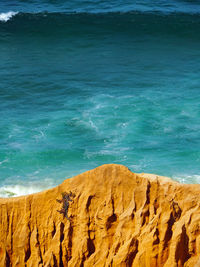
[0,164,200,267]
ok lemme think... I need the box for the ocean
[0,0,200,197]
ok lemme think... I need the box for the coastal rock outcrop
[0,164,200,267]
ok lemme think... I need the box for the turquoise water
[0,1,200,196]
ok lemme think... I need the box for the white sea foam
[0,11,18,22]
[0,180,55,198]
[172,174,200,184]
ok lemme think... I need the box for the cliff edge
[0,164,200,267]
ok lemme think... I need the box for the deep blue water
[0,1,200,196]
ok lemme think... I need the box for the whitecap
[0,11,18,22]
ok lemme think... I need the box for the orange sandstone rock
[0,164,200,267]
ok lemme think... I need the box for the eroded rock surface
[0,164,200,266]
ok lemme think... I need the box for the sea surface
[0,0,200,197]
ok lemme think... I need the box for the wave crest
[0,11,18,22]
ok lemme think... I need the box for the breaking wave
[0,11,18,22]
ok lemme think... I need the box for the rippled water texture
[0,0,200,196]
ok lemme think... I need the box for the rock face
[1,164,200,267]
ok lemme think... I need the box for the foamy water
[0,180,55,197]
